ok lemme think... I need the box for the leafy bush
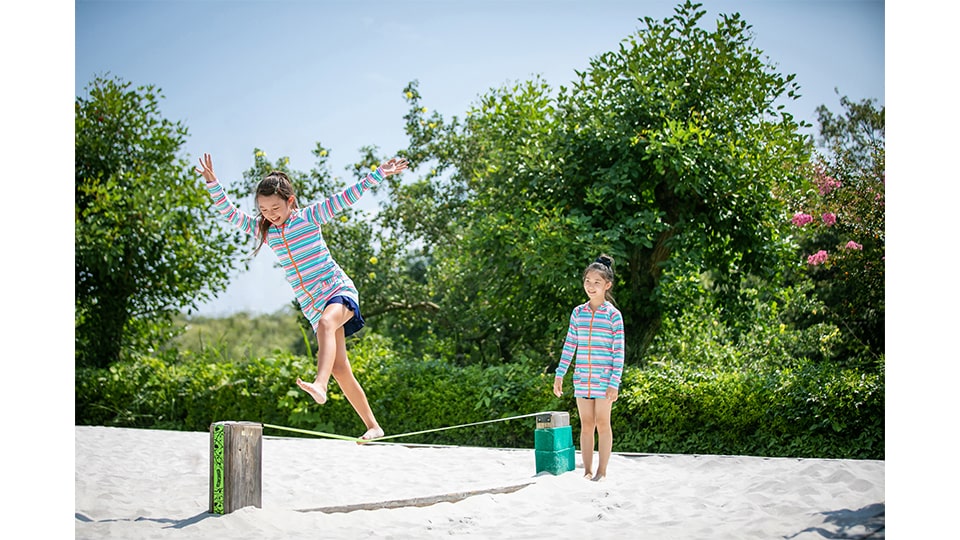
[613,282,884,459]
[609,359,882,459]
[76,334,558,447]
[76,328,882,459]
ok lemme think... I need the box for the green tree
[75,75,242,368]
[386,1,810,364]
[785,96,885,366]
[815,92,884,168]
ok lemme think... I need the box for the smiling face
[257,193,295,226]
[255,171,297,227]
[583,269,612,304]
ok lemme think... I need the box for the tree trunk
[623,228,675,365]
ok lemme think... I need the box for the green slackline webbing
[263,412,541,444]
[212,423,225,514]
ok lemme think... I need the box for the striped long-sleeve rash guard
[555,301,625,399]
[205,168,385,331]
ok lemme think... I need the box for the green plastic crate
[535,446,576,475]
[534,425,575,475]
[534,425,574,452]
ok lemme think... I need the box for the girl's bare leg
[576,398,597,479]
[329,325,383,442]
[296,303,353,405]
[592,398,614,481]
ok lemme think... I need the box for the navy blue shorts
[325,295,366,338]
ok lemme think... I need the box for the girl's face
[257,194,295,226]
[583,270,611,303]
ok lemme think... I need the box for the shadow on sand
[75,511,216,529]
[785,502,885,539]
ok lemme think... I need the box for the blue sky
[73,0,886,317]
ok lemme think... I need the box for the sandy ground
[75,425,884,539]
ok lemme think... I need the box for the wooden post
[534,411,575,475]
[209,421,262,514]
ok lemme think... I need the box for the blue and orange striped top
[555,301,625,398]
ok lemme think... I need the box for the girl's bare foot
[591,474,607,482]
[583,471,594,480]
[357,426,384,445]
[296,378,327,404]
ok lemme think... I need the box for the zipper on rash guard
[586,308,596,398]
[280,222,316,308]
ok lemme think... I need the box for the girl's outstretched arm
[302,157,409,225]
[195,152,259,237]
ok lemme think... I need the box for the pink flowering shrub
[792,213,813,227]
[783,136,884,363]
[807,250,828,266]
[788,161,880,270]
[781,95,884,365]
[844,241,863,250]
[816,173,842,195]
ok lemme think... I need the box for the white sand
[75,425,884,539]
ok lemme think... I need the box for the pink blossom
[822,212,837,226]
[807,250,829,266]
[844,241,863,250]
[792,212,814,227]
[817,175,842,195]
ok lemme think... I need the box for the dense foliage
[784,96,885,367]
[381,1,810,365]
[75,76,243,368]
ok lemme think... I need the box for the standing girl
[195,152,408,441]
[552,254,625,481]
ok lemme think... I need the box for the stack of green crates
[534,412,575,475]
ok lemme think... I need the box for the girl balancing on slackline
[195,152,409,442]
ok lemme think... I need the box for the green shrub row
[76,333,882,459]
[613,360,883,459]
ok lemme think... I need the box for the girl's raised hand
[195,153,218,185]
[380,157,409,177]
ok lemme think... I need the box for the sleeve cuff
[364,167,385,189]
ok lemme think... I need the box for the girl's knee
[317,316,339,335]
